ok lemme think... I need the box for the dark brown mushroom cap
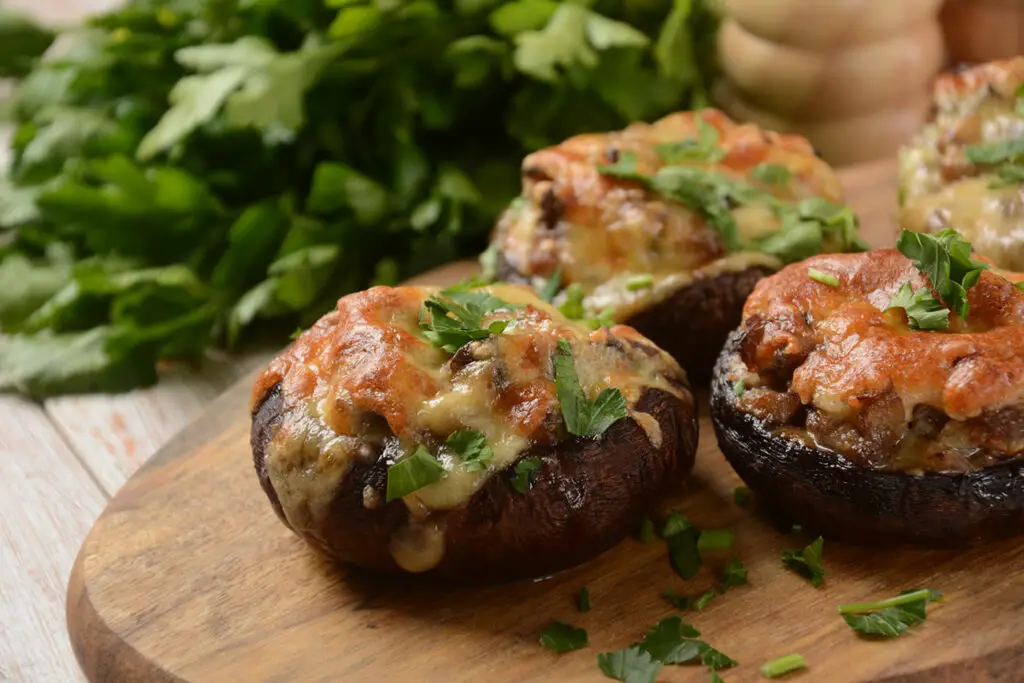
[710,331,1024,547]
[253,382,697,580]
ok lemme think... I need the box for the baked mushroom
[899,57,1024,271]
[711,231,1024,546]
[488,108,867,382]
[251,284,698,580]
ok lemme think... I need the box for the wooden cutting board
[66,160,1024,683]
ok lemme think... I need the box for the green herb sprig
[552,339,628,437]
[539,621,588,653]
[419,290,518,353]
[781,536,826,588]
[839,589,943,638]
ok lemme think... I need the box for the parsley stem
[626,273,653,290]
[837,588,932,614]
[760,654,806,679]
[696,529,734,552]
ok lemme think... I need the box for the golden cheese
[899,57,1024,271]
[251,284,688,572]
[491,108,851,321]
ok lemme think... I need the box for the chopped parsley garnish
[626,273,654,291]
[808,267,839,287]
[385,446,445,502]
[732,379,746,397]
[577,587,591,613]
[637,517,655,544]
[696,529,734,552]
[597,150,645,181]
[661,511,703,580]
[886,281,950,331]
[896,228,987,320]
[733,486,751,507]
[597,647,662,683]
[663,588,690,610]
[781,536,826,588]
[552,339,628,437]
[839,589,943,639]
[419,290,518,353]
[751,163,792,185]
[965,137,1024,166]
[510,456,541,494]
[444,429,492,472]
[539,621,588,653]
[718,555,748,593]
[289,326,304,341]
[653,118,724,164]
[692,589,715,611]
[558,283,586,320]
[586,308,617,330]
[599,615,736,683]
[539,268,562,303]
[761,653,807,679]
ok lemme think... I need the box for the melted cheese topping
[251,284,688,571]
[899,57,1024,270]
[737,250,1024,423]
[492,108,847,318]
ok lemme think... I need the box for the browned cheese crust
[900,57,1024,271]
[490,108,849,381]
[250,285,698,580]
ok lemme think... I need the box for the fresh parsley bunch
[0,0,720,397]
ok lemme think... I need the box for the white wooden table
[0,6,273,681]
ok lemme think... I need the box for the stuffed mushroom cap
[489,108,865,380]
[250,284,698,580]
[899,57,1024,271]
[712,248,1024,544]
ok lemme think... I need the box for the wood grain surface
[0,397,103,683]
[66,160,1024,683]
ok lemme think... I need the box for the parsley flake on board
[599,615,737,683]
[781,536,826,588]
[895,228,988,320]
[577,587,592,613]
[761,653,807,679]
[385,446,445,502]
[718,555,748,593]
[660,511,703,580]
[539,621,588,653]
[510,456,542,494]
[444,429,492,472]
[552,339,628,437]
[696,529,734,553]
[885,282,950,331]
[419,290,518,353]
[838,589,943,639]
[692,589,716,611]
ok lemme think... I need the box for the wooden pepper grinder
[715,0,946,166]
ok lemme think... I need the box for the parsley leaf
[577,587,591,613]
[511,456,542,493]
[653,118,723,164]
[552,339,628,437]
[761,654,806,679]
[718,555,748,593]
[808,267,839,287]
[751,163,791,185]
[839,589,943,639]
[886,281,950,330]
[732,379,746,396]
[638,616,702,663]
[558,283,586,319]
[781,536,826,588]
[965,137,1024,166]
[445,429,493,472]
[419,290,518,353]
[539,268,562,302]
[733,486,751,507]
[385,446,445,502]
[896,228,987,320]
[586,308,616,330]
[539,621,588,653]
[597,646,663,683]
[661,511,703,580]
